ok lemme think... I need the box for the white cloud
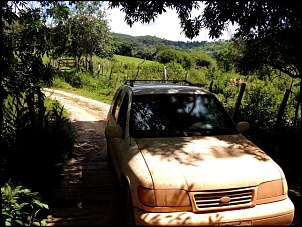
[105,5,237,42]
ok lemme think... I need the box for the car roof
[123,80,212,95]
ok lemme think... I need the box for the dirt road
[43,88,122,225]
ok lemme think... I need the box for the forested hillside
[111,32,226,58]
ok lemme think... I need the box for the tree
[113,41,135,57]
[50,1,114,72]
[157,48,179,64]
[1,1,54,142]
[1,1,75,188]
[215,42,238,72]
[189,50,216,69]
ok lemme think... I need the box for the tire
[122,185,136,225]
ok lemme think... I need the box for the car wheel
[122,185,136,225]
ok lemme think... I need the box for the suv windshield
[130,93,239,137]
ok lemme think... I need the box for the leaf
[33,200,49,209]
[15,219,24,225]
[2,211,13,217]
[17,202,29,209]
[5,219,12,226]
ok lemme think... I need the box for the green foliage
[215,42,238,72]
[165,62,186,80]
[1,93,76,190]
[240,81,282,130]
[189,50,217,70]
[51,77,74,90]
[2,1,55,100]
[44,101,77,163]
[113,41,135,56]
[57,69,83,88]
[157,48,180,64]
[53,72,113,101]
[1,179,49,226]
[49,1,114,62]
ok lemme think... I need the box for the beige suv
[105,80,294,226]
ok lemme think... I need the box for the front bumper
[134,197,294,226]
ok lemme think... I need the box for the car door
[107,89,130,180]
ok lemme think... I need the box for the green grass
[45,54,162,105]
[49,77,113,104]
[44,94,70,118]
[114,54,154,65]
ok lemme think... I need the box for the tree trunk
[89,55,94,75]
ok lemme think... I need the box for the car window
[112,89,125,122]
[129,93,239,137]
[117,93,129,130]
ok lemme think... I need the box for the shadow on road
[46,120,123,225]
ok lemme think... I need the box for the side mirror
[105,125,123,138]
[237,121,249,133]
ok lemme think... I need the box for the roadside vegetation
[1,179,49,226]
[1,1,300,225]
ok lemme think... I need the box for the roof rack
[124,79,195,87]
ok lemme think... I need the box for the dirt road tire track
[43,88,122,225]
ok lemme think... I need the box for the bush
[1,179,49,226]
[1,97,76,191]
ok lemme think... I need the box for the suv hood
[136,134,282,190]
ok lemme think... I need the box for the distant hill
[111,33,229,58]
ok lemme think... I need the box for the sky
[104,4,238,42]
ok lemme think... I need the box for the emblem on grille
[220,196,231,203]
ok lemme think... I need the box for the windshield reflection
[130,94,238,137]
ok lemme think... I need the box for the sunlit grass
[49,77,113,104]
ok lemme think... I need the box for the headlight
[138,186,191,207]
[256,179,287,204]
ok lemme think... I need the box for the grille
[192,188,254,211]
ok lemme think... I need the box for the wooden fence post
[114,72,120,88]
[185,72,189,81]
[275,88,291,131]
[164,66,167,81]
[232,82,246,121]
[57,58,60,70]
[209,80,213,92]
